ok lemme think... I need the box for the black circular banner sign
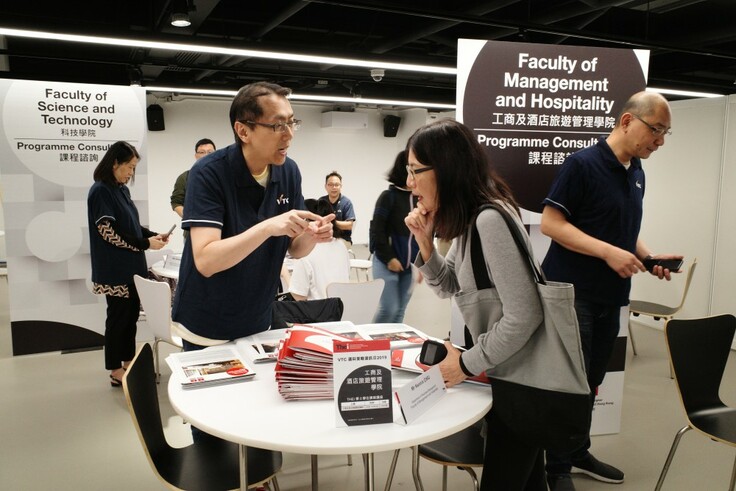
[461,40,647,213]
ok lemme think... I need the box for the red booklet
[275,324,363,400]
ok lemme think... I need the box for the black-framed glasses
[406,164,433,180]
[632,114,671,137]
[241,119,302,133]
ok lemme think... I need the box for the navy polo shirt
[541,137,645,306]
[87,180,148,285]
[172,143,305,340]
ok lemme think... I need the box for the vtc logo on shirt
[276,194,289,205]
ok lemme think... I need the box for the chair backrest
[665,314,736,415]
[271,297,344,330]
[122,344,169,466]
[326,279,385,324]
[674,258,697,311]
[134,274,177,345]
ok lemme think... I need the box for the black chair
[386,420,485,491]
[122,343,282,491]
[270,297,344,330]
[654,314,736,490]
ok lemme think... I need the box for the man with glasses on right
[540,91,683,491]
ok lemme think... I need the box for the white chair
[134,275,227,362]
[326,279,385,324]
[133,274,184,382]
[348,249,373,282]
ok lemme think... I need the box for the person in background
[172,82,334,347]
[319,171,356,248]
[370,150,421,323]
[540,91,682,491]
[289,198,350,300]
[87,141,168,388]
[404,119,546,490]
[170,138,216,239]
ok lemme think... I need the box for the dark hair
[325,171,342,183]
[229,82,292,143]
[406,119,518,239]
[386,150,408,187]
[92,141,140,186]
[194,138,216,152]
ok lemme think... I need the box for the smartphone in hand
[643,257,683,273]
[162,224,176,240]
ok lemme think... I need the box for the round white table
[151,259,179,281]
[168,333,492,491]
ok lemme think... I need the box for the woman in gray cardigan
[404,119,546,491]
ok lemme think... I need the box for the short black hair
[194,138,215,152]
[325,171,342,183]
[229,82,291,143]
[92,141,140,186]
[386,150,408,187]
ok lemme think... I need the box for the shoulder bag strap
[470,203,546,289]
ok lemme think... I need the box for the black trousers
[482,407,547,491]
[104,286,140,371]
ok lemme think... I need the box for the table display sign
[394,365,446,425]
[333,339,392,427]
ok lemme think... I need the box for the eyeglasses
[406,164,433,180]
[195,149,215,156]
[241,119,302,133]
[632,114,671,137]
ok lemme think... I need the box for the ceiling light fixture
[170,12,191,28]
[0,27,456,75]
[145,86,457,110]
[646,87,721,99]
[0,28,722,101]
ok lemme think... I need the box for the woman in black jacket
[87,141,168,387]
[369,150,421,322]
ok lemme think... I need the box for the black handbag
[270,297,344,330]
[463,202,591,453]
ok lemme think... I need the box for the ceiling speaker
[383,115,401,137]
[147,104,165,131]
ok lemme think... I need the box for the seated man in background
[289,198,351,300]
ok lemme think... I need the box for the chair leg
[460,467,480,491]
[654,425,692,491]
[441,465,448,491]
[347,454,353,466]
[729,451,736,491]
[270,476,281,491]
[627,318,638,356]
[152,338,161,383]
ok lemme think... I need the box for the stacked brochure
[167,346,256,389]
[275,324,355,401]
[273,323,430,401]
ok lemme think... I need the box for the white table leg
[239,444,248,491]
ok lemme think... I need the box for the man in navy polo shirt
[172,82,334,345]
[540,91,682,491]
[319,170,356,247]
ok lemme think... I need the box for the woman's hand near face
[405,200,435,261]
